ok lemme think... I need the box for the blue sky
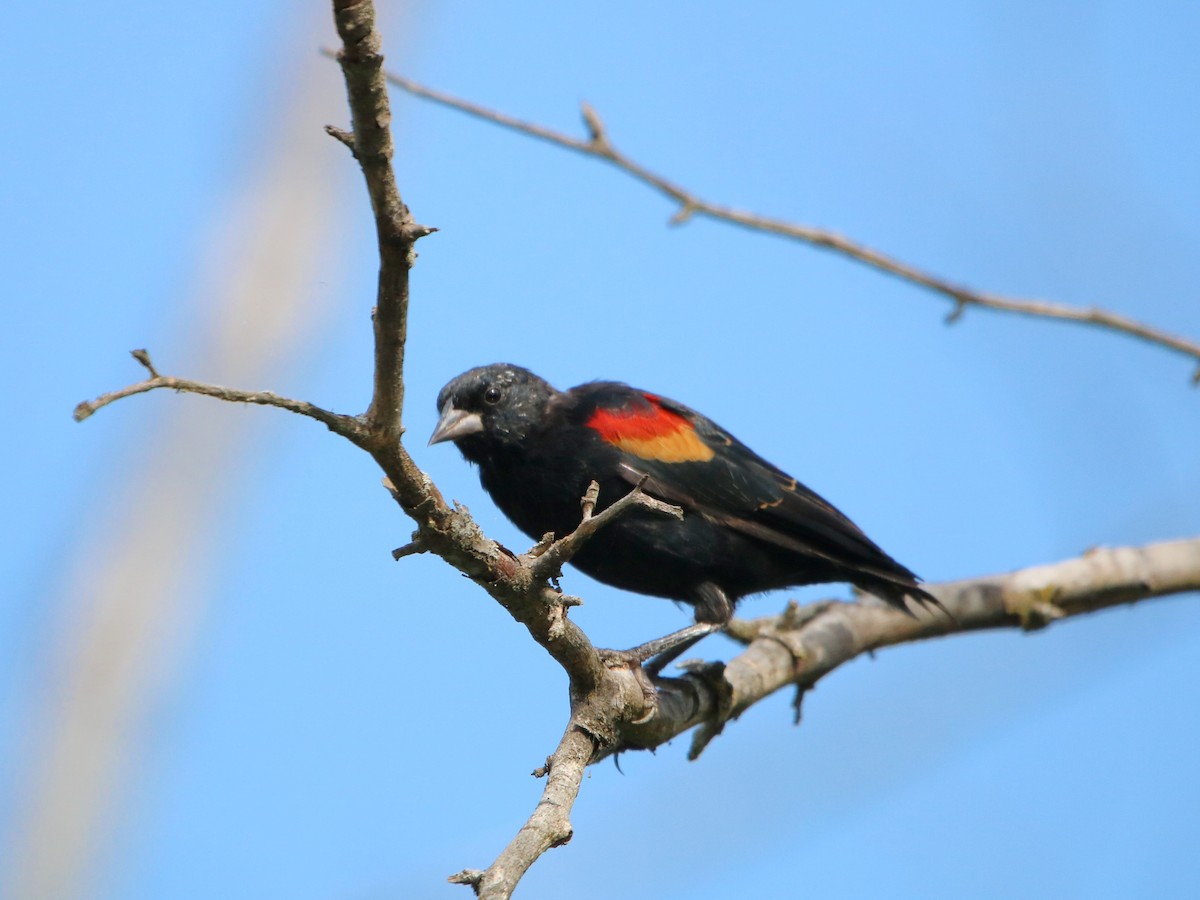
[4,2,1199,898]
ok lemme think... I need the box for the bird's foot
[596,651,660,724]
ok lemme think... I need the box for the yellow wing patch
[610,429,715,463]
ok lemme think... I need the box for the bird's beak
[428,401,484,446]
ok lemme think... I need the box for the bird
[429,363,939,627]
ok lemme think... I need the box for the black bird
[430,363,938,625]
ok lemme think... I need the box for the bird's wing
[579,386,913,578]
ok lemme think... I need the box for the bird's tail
[860,577,954,623]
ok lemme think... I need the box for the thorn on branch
[1192,363,1200,386]
[945,299,967,324]
[1017,600,1066,631]
[682,659,734,760]
[323,124,358,158]
[526,532,557,558]
[669,202,697,226]
[781,598,838,631]
[792,683,810,725]
[1007,585,1067,631]
[402,222,439,241]
[392,538,426,560]
[447,869,483,888]
[580,101,610,150]
[580,480,600,520]
[381,476,403,503]
[130,348,160,378]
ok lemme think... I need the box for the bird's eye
[483,386,503,405]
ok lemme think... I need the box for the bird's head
[429,363,557,461]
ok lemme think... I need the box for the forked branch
[330,0,436,439]
[73,350,364,439]
[526,478,683,581]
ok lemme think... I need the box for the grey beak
[428,402,485,446]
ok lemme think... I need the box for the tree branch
[329,0,435,440]
[449,723,595,899]
[526,479,683,582]
[439,536,1198,897]
[617,537,1200,760]
[72,350,364,438]
[378,70,1200,384]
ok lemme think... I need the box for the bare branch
[453,524,1196,897]
[390,540,426,560]
[63,11,599,715]
[329,1,435,441]
[452,724,596,899]
[527,479,683,581]
[73,354,364,439]
[617,537,1200,760]
[130,348,160,378]
[448,620,675,899]
[379,71,1200,381]
[323,124,357,157]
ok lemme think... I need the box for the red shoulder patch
[586,394,715,462]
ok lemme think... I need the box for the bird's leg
[641,623,722,677]
[620,621,722,670]
[624,584,733,676]
[600,584,731,720]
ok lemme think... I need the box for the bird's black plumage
[430,363,937,624]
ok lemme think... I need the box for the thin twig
[130,348,160,378]
[527,479,683,581]
[377,69,1200,382]
[73,357,363,439]
[323,124,358,157]
[329,2,435,441]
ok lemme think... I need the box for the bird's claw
[599,621,721,724]
[597,648,661,723]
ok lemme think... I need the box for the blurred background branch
[3,11,359,898]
